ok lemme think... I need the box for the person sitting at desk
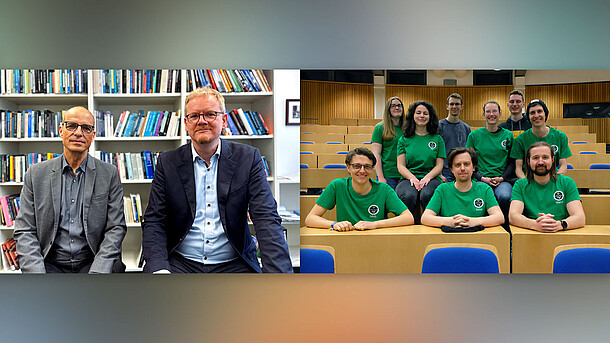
[509,141,585,232]
[421,147,504,228]
[305,147,414,231]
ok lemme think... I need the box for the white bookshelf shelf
[0,93,88,105]
[0,182,24,186]
[121,179,153,184]
[95,136,181,142]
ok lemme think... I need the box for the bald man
[14,106,127,273]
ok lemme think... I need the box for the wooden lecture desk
[511,225,610,273]
[300,225,510,273]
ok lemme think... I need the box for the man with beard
[509,142,585,232]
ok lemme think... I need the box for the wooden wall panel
[526,82,610,143]
[301,80,374,125]
[385,85,514,124]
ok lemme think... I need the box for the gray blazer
[14,155,127,273]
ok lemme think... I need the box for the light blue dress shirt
[174,142,238,264]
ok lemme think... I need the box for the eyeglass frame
[62,121,95,134]
[185,111,225,124]
[348,163,374,171]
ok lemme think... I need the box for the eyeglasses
[349,163,374,171]
[185,111,224,124]
[390,104,403,108]
[448,102,462,106]
[63,121,94,134]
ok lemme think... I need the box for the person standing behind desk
[466,101,515,226]
[439,93,471,182]
[371,96,405,190]
[305,148,414,231]
[499,89,531,138]
[14,106,127,273]
[511,99,572,179]
[421,148,504,228]
[395,100,446,218]
[509,142,585,232]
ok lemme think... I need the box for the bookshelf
[0,69,300,272]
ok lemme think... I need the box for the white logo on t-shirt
[554,191,564,202]
[428,142,436,150]
[368,204,380,216]
[552,145,559,154]
[501,140,508,148]
[474,198,484,209]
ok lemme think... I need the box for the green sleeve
[484,184,499,210]
[465,132,475,148]
[436,135,447,159]
[371,123,383,144]
[396,136,406,156]
[511,179,525,202]
[564,176,581,202]
[315,179,338,210]
[425,184,443,214]
[385,186,408,215]
[510,135,525,160]
[559,132,572,159]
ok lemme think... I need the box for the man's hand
[534,213,562,233]
[332,221,354,232]
[354,221,377,230]
[440,174,448,183]
[451,214,471,228]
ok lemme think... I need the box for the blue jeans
[491,181,512,216]
[385,177,400,191]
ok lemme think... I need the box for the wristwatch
[561,220,568,230]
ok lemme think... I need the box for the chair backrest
[300,164,309,169]
[579,151,597,155]
[590,163,610,170]
[553,244,610,273]
[300,245,336,273]
[323,164,347,169]
[300,151,313,155]
[567,163,574,169]
[421,243,500,273]
[571,141,588,144]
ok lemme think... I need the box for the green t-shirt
[510,126,572,163]
[465,127,514,177]
[511,174,581,221]
[396,134,446,180]
[426,181,499,217]
[315,177,407,225]
[371,122,402,178]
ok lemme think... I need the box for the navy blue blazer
[142,140,292,273]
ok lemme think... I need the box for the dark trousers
[169,253,254,273]
[44,258,93,273]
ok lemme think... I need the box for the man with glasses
[142,87,292,273]
[14,106,126,273]
[305,147,413,231]
[439,93,471,182]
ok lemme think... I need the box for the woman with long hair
[395,100,446,218]
[371,96,405,190]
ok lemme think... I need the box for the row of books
[223,108,270,136]
[0,194,20,227]
[112,110,181,137]
[94,151,160,180]
[261,156,271,177]
[124,193,143,224]
[1,109,64,138]
[1,238,19,271]
[0,154,61,183]
[92,69,182,94]
[186,69,271,93]
[0,69,88,94]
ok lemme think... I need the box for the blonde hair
[185,87,226,112]
[382,96,404,141]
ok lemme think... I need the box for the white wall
[273,69,300,180]
[524,70,610,85]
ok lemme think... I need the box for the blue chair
[300,164,309,169]
[300,141,314,144]
[323,164,347,169]
[571,141,588,144]
[590,164,610,169]
[553,244,610,273]
[326,142,342,144]
[336,151,348,155]
[579,151,597,155]
[567,163,574,169]
[421,243,500,273]
[301,151,313,155]
[300,245,336,273]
